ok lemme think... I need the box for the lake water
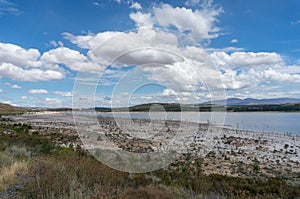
[95,112,300,135]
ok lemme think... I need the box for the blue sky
[0,0,300,107]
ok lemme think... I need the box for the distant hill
[93,98,300,112]
[225,103,300,112]
[94,107,112,112]
[203,98,300,106]
[96,103,222,112]
[0,102,27,115]
[122,102,300,112]
[126,103,206,112]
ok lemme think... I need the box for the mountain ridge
[203,98,300,106]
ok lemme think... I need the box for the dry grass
[0,155,28,192]
[0,146,30,192]
[0,151,15,167]
[5,145,31,158]
[122,186,177,199]
[21,151,130,199]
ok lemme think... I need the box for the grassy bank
[0,103,27,116]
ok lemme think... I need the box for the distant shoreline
[2,101,300,114]
[51,103,300,112]
[48,109,300,113]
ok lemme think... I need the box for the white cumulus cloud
[0,42,66,82]
[130,2,142,10]
[0,42,41,67]
[54,91,72,97]
[127,3,222,41]
[0,63,64,82]
[40,47,104,73]
[62,32,95,49]
[162,88,176,96]
[129,12,153,27]
[84,28,181,67]
[29,89,48,94]
[263,68,300,83]
[153,4,222,40]
[230,39,238,43]
[5,82,21,89]
[211,51,283,67]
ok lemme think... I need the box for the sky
[0,0,300,108]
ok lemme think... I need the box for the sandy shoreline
[2,111,299,177]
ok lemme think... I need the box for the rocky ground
[2,111,300,179]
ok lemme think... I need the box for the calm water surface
[94,112,300,135]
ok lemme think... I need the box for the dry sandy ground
[4,112,300,177]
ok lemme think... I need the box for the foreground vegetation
[0,122,300,198]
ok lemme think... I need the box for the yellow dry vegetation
[0,151,28,192]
